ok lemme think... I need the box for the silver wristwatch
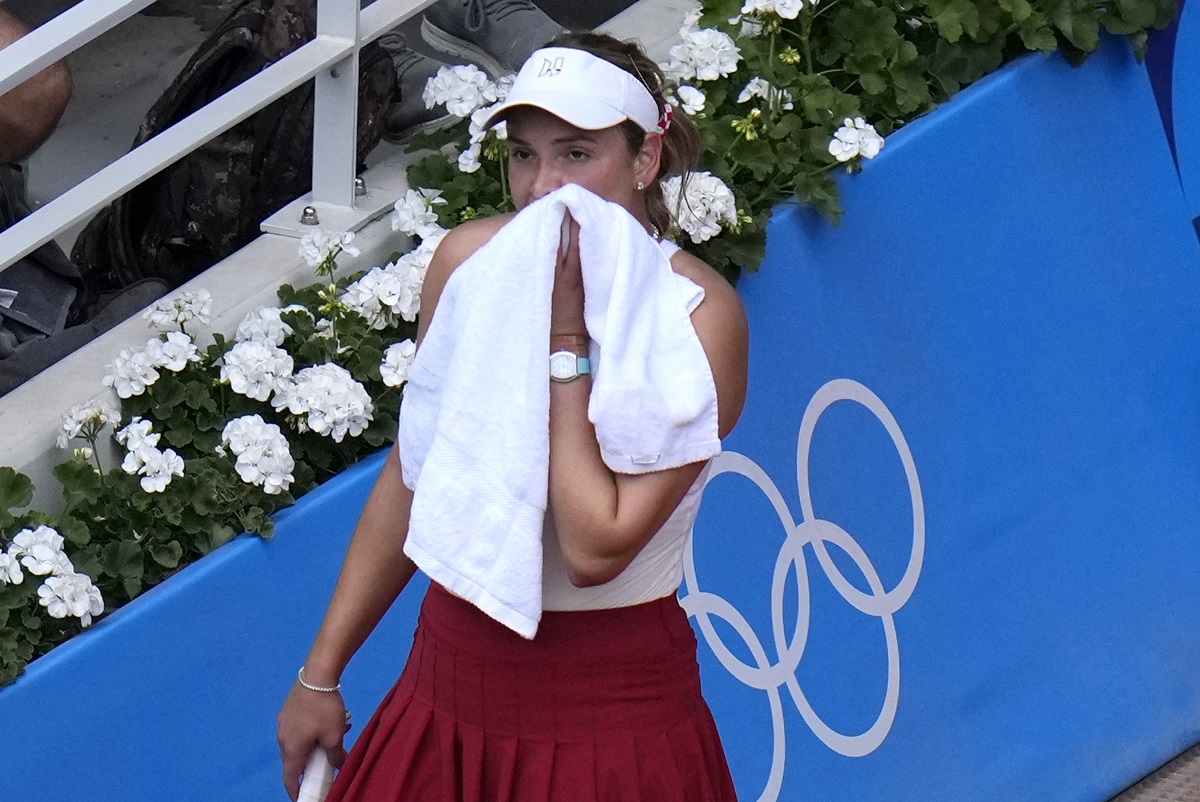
[549,350,591,383]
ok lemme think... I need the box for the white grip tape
[297,747,336,802]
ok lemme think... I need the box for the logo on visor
[538,56,565,77]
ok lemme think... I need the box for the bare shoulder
[417,213,514,342]
[430,213,514,274]
[668,248,749,438]
[669,248,747,336]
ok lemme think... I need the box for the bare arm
[547,221,749,586]
[0,10,71,164]
[275,220,501,800]
[276,447,417,799]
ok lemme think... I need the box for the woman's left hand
[550,215,585,337]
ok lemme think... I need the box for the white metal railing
[0,0,436,275]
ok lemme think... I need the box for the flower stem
[801,12,814,75]
[810,0,844,20]
[86,435,104,475]
[498,153,510,208]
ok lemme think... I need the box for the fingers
[318,728,349,769]
[328,743,350,769]
[556,215,582,270]
[559,213,572,260]
[280,748,305,801]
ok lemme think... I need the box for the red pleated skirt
[326,582,737,802]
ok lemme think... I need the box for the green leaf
[831,5,900,58]
[927,0,981,42]
[859,70,890,95]
[165,426,195,448]
[55,516,91,547]
[1019,15,1060,52]
[199,524,237,554]
[122,575,143,600]
[105,539,144,580]
[0,467,33,529]
[71,548,104,580]
[51,460,105,510]
[998,0,1033,23]
[150,541,184,569]
[184,379,217,412]
[1048,1,1101,52]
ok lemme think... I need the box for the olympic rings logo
[680,379,926,802]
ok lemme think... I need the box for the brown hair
[545,31,701,236]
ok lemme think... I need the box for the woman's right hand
[277,680,351,801]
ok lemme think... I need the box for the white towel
[398,184,720,638]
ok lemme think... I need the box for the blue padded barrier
[3,33,1200,802]
[690,37,1200,802]
[1173,0,1200,218]
[0,451,422,802]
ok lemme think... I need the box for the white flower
[115,417,160,453]
[457,141,483,173]
[145,331,201,373]
[273,363,373,442]
[469,104,507,144]
[341,268,393,330]
[413,228,447,260]
[343,263,416,330]
[221,414,265,454]
[663,27,741,82]
[73,447,93,461]
[391,188,447,238]
[663,171,740,244]
[10,526,65,576]
[103,346,160,398]
[37,572,104,627]
[299,228,360,268]
[381,339,417,388]
[737,76,794,110]
[422,64,498,118]
[143,289,214,330]
[741,0,806,19]
[0,552,22,585]
[57,401,121,448]
[675,85,706,115]
[50,550,75,576]
[135,447,185,493]
[728,14,765,37]
[120,433,184,493]
[493,73,515,102]
[390,247,436,322]
[220,415,295,495]
[235,305,308,346]
[221,340,295,402]
[829,117,886,162]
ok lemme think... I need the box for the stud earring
[636,181,645,191]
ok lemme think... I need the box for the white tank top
[542,239,712,610]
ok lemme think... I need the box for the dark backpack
[70,0,395,320]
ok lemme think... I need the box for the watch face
[549,351,576,380]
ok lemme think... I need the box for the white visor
[482,47,662,133]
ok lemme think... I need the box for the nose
[531,163,563,201]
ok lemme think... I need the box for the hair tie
[657,105,673,135]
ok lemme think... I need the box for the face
[504,106,662,224]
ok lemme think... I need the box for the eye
[566,148,591,162]
[508,146,534,162]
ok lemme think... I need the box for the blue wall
[691,36,1200,802]
[3,32,1200,802]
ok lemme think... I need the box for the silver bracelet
[297,666,341,693]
